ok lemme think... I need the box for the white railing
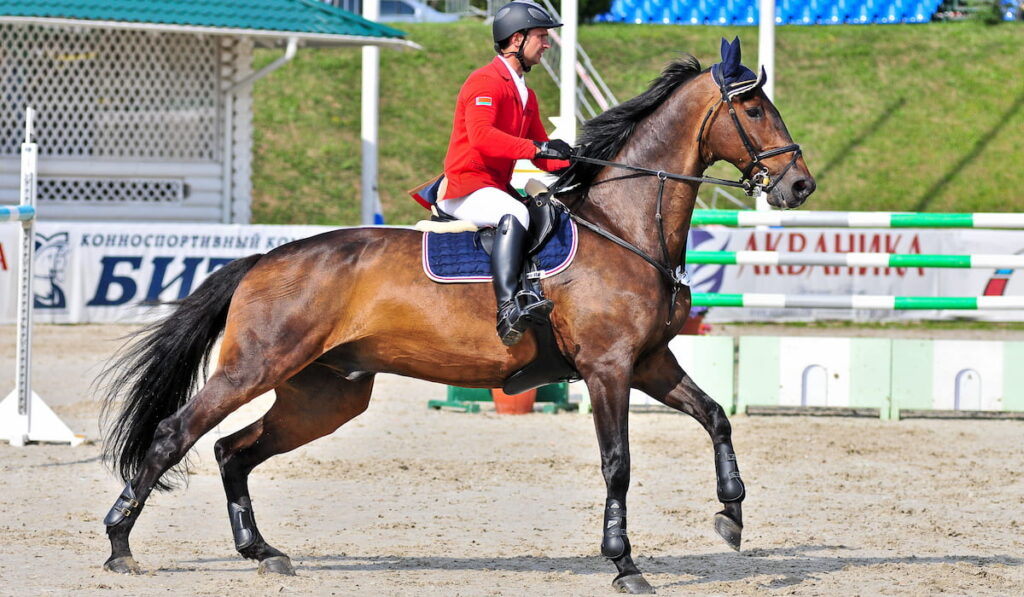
[536,0,619,123]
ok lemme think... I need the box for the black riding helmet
[492,2,562,72]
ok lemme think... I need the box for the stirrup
[515,290,553,319]
[497,301,530,346]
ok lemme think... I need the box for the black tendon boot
[492,215,553,346]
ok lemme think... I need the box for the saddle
[414,178,561,256]
[413,178,580,394]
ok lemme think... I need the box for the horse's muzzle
[768,173,815,209]
[787,175,816,208]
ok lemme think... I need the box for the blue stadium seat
[600,0,942,25]
[844,0,865,23]
[811,0,829,23]
[698,0,714,23]
[640,0,657,22]
[825,2,842,22]
[905,0,931,22]
[864,0,881,22]
[797,3,814,24]
[715,5,730,24]
[776,0,795,24]
[609,0,629,20]
[608,1,625,21]
[669,0,685,21]
[739,2,758,24]
[684,5,701,24]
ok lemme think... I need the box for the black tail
[100,253,263,491]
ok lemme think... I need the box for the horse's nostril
[792,177,816,199]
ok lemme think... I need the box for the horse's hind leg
[632,347,746,551]
[104,371,282,573]
[215,363,373,575]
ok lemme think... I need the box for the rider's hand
[533,139,574,161]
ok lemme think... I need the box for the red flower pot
[491,388,537,414]
[680,313,706,335]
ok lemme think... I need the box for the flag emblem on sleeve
[475,96,493,106]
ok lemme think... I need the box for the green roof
[0,0,407,44]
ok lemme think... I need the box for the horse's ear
[720,37,742,75]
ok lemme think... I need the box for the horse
[99,38,814,594]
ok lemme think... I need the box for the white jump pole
[756,0,776,213]
[758,0,775,101]
[0,108,83,447]
[559,0,579,144]
[361,0,381,226]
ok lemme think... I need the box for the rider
[441,1,574,347]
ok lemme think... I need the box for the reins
[566,181,689,326]
[570,154,753,193]
[563,167,689,326]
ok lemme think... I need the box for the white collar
[499,56,528,109]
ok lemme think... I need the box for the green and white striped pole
[688,250,1024,269]
[692,293,1024,310]
[692,209,1024,229]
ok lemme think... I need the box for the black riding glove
[533,139,574,160]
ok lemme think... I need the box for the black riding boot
[492,214,553,346]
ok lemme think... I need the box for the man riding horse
[99,34,816,593]
[440,1,574,346]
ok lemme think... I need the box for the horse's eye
[745,107,763,118]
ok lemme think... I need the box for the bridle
[558,69,803,325]
[694,74,802,196]
[569,77,802,199]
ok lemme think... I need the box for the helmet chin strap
[501,32,531,73]
[515,34,531,73]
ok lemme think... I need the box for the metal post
[361,0,381,226]
[221,92,234,223]
[0,108,82,447]
[12,108,37,446]
[558,0,578,143]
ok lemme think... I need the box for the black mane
[555,55,703,190]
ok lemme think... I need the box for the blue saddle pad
[422,217,578,283]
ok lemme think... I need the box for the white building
[1,0,413,223]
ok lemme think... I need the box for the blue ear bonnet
[711,37,766,99]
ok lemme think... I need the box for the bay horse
[100,38,814,594]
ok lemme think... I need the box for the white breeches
[442,186,530,229]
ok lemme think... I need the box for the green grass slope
[251,21,1023,225]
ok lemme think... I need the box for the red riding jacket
[442,56,569,200]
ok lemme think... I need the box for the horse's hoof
[612,573,656,594]
[257,556,296,576]
[103,556,142,575]
[714,512,743,551]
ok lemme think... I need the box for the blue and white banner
[0,222,1022,324]
[0,222,335,324]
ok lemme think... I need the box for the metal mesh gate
[1,24,220,160]
[0,23,252,220]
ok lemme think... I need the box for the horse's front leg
[582,363,656,594]
[633,346,746,551]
